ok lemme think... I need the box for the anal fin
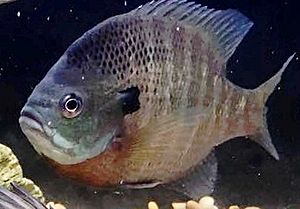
[164,151,217,199]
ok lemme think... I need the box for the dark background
[0,0,299,208]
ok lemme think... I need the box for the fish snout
[19,105,46,132]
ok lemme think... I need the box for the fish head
[19,54,124,165]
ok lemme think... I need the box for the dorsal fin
[131,0,253,62]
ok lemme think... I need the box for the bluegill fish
[19,0,294,195]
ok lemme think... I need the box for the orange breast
[48,139,131,187]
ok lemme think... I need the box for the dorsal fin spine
[131,0,253,63]
[150,0,176,14]
[202,11,222,28]
[210,12,232,32]
[154,1,177,15]
[213,12,236,33]
[171,2,195,17]
[184,6,207,22]
[163,1,188,17]
[196,9,214,23]
[177,3,200,20]
[178,4,202,21]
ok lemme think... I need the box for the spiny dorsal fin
[131,0,253,62]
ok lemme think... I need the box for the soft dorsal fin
[131,0,253,62]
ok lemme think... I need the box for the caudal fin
[251,54,295,160]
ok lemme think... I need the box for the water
[0,0,299,208]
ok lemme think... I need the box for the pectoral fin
[127,107,212,183]
[129,107,209,162]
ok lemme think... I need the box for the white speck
[138,5,143,9]
[277,86,281,90]
[271,50,275,55]
[47,121,52,126]
[81,76,85,80]
[258,172,261,176]
[269,26,273,30]
[46,16,50,21]
[70,9,73,13]
[34,7,37,11]
[296,56,299,61]
[124,1,127,6]
[17,11,21,17]
[93,191,98,194]
[113,191,121,195]
[119,180,124,184]
[235,59,239,63]
[229,70,233,74]
[0,68,3,71]
[176,26,180,31]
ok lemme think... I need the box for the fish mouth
[19,107,45,134]
[19,106,55,137]
[20,112,43,132]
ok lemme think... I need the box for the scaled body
[19,0,293,191]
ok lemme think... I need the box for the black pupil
[65,99,78,111]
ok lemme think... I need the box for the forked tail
[252,54,295,160]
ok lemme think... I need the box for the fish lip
[20,110,44,129]
[19,106,55,137]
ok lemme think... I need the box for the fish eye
[60,93,83,118]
